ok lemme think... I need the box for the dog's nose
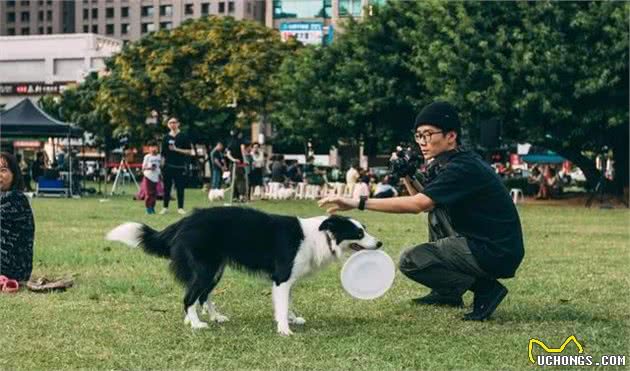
[376,241,383,248]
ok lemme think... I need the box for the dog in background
[207,189,225,202]
[106,207,381,336]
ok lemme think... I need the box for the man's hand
[318,196,359,214]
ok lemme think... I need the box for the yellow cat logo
[528,335,584,364]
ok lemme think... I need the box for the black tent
[0,98,82,138]
[0,98,84,196]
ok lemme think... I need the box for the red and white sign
[13,140,41,148]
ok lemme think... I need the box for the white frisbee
[340,249,395,300]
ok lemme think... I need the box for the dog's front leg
[272,281,293,336]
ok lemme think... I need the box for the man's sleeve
[160,137,168,154]
[421,162,489,206]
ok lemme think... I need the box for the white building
[0,33,122,109]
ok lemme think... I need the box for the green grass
[1,187,628,370]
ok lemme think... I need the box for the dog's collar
[325,232,336,257]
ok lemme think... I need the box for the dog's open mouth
[350,243,365,251]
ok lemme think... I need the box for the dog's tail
[106,222,174,258]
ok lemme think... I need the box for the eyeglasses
[414,130,443,143]
[168,120,179,125]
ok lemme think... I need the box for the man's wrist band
[358,196,368,211]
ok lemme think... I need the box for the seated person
[0,152,35,282]
[352,175,371,199]
[545,167,562,198]
[374,175,399,198]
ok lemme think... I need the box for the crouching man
[319,101,524,321]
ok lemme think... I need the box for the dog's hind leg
[288,310,306,326]
[200,262,229,323]
[183,270,214,330]
[272,280,294,336]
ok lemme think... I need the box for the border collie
[106,207,381,336]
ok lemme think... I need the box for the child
[142,142,161,214]
[0,152,35,282]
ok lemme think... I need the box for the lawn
[1,187,628,370]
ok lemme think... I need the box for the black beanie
[414,101,461,134]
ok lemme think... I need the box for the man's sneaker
[177,208,187,215]
[412,290,464,307]
[146,207,155,214]
[463,281,508,321]
[159,208,168,215]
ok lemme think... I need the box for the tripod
[585,174,628,208]
[110,157,139,195]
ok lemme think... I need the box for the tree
[274,1,628,191]
[400,1,628,191]
[40,73,115,150]
[100,16,298,145]
[272,9,420,154]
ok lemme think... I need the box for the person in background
[31,151,46,185]
[330,165,341,183]
[160,117,194,215]
[0,152,35,283]
[226,130,247,202]
[210,141,227,190]
[374,175,399,198]
[286,160,303,184]
[270,155,287,183]
[17,154,32,192]
[352,174,371,199]
[142,142,161,214]
[345,162,360,189]
[249,142,265,196]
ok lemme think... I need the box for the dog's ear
[319,215,343,231]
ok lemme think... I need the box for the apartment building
[0,0,265,42]
[74,0,265,43]
[0,0,75,36]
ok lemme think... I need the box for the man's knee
[399,244,434,275]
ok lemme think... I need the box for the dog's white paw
[277,324,293,336]
[289,316,306,325]
[211,314,230,323]
[185,315,209,329]
[190,321,209,329]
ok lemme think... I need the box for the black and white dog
[106,207,381,336]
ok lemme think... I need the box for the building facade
[0,0,265,42]
[73,0,265,43]
[0,34,122,108]
[0,0,75,36]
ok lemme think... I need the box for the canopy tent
[521,152,566,164]
[0,98,84,196]
[0,98,82,138]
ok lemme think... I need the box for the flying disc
[340,249,395,300]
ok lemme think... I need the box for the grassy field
[1,187,628,370]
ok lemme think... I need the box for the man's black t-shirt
[421,150,524,278]
[227,137,243,162]
[161,132,192,168]
[210,148,224,171]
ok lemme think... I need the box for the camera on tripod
[118,135,130,150]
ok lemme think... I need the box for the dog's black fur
[136,207,364,313]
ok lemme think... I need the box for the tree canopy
[273,1,628,188]
[45,16,298,147]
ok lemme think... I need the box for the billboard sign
[280,22,324,45]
